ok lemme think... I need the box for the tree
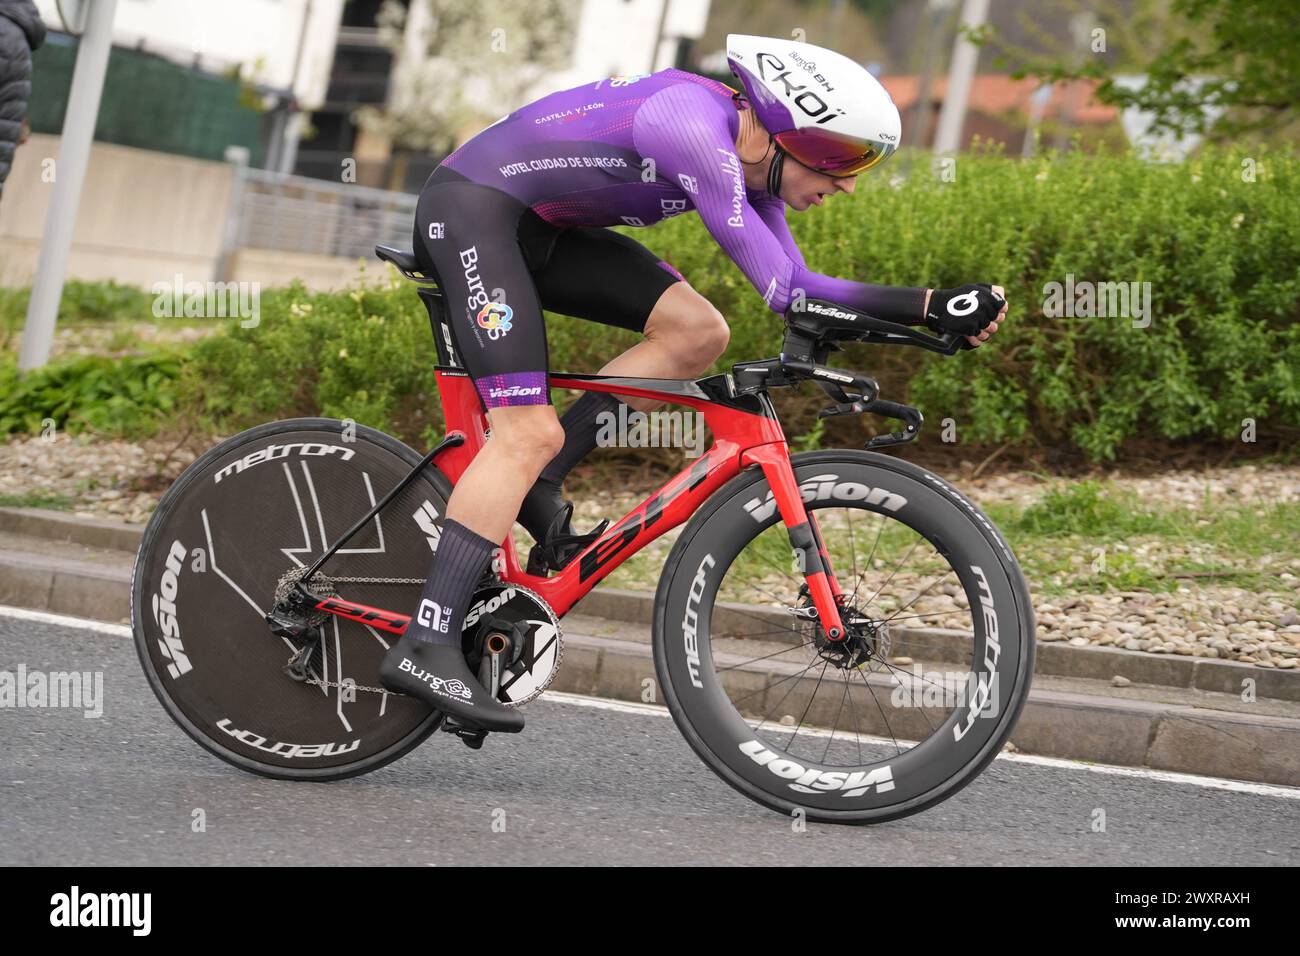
[987,0,1300,140]
[358,0,581,154]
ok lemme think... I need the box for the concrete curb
[549,632,1300,787]
[0,548,131,622]
[0,507,144,553]
[571,588,1300,703]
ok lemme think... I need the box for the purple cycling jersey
[441,69,925,320]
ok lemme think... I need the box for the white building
[32,0,344,170]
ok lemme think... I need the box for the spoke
[738,576,806,613]
[874,657,954,695]
[847,508,860,597]
[859,535,923,614]
[882,564,957,626]
[713,625,815,641]
[714,639,816,673]
[843,668,865,765]
[855,666,903,757]
[873,659,938,734]
[785,660,831,757]
[745,537,811,588]
[735,656,822,712]
[850,511,889,603]
[874,610,965,625]
[709,604,806,640]
[822,674,851,763]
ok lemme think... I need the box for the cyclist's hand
[923,284,1007,347]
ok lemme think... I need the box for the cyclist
[379,34,1009,732]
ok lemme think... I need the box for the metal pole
[278,0,314,174]
[649,0,671,73]
[216,145,251,282]
[910,0,955,151]
[19,0,119,371]
[931,0,988,158]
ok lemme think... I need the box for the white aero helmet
[726,34,900,177]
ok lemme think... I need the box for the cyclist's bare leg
[446,404,566,543]
[377,405,563,731]
[596,281,730,412]
[517,283,729,554]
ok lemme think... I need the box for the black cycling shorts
[413,165,683,409]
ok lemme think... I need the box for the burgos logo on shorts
[477,302,513,340]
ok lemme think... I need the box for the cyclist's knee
[647,286,729,365]
[485,406,564,466]
[695,305,730,360]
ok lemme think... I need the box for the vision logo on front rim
[740,740,895,797]
[477,302,513,340]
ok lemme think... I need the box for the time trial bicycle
[131,243,1035,824]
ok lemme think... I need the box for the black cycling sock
[406,519,496,648]
[539,391,624,485]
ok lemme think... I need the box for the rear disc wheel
[131,418,453,780]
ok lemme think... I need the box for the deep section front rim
[653,450,1035,823]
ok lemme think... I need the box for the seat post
[419,287,462,368]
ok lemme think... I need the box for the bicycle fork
[742,443,848,641]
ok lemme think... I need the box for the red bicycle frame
[311,365,847,641]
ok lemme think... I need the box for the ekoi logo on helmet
[477,302,513,340]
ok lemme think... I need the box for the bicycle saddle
[375,244,431,282]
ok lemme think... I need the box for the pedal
[528,517,609,574]
[441,716,488,749]
[526,543,550,578]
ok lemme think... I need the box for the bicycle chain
[278,571,499,696]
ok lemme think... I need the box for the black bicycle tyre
[653,449,1035,824]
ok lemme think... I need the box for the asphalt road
[2,608,1297,866]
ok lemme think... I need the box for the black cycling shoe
[517,477,566,543]
[518,478,607,575]
[526,503,608,576]
[378,637,524,733]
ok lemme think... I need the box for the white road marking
[542,690,1300,800]
[5,605,1298,802]
[2,604,131,637]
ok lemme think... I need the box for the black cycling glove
[924,284,1005,337]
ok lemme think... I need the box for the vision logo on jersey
[477,302,513,340]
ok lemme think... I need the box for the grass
[573,476,1299,605]
[990,489,1298,597]
[0,491,75,510]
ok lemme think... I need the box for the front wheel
[653,450,1035,824]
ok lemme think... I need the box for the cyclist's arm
[635,84,927,322]
[749,193,807,269]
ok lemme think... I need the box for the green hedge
[0,353,180,438]
[5,145,1298,460]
